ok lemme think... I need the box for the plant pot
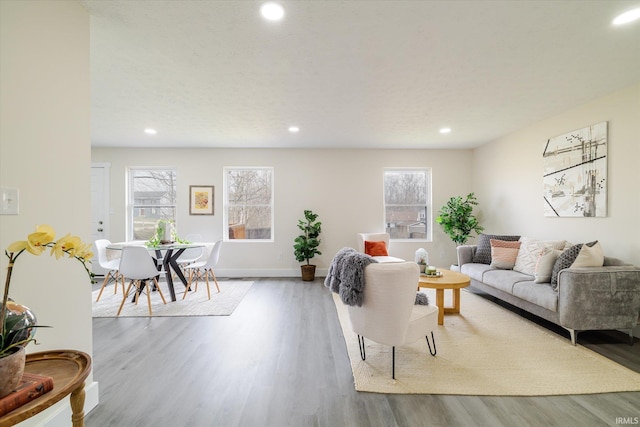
[0,346,26,398]
[301,265,316,281]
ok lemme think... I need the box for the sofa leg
[392,346,395,380]
[568,329,577,345]
[628,330,635,346]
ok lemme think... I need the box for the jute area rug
[92,280,253,317]
[333,289,640,396]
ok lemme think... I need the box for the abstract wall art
[543,122,607,217]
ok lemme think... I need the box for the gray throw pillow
[472,234,520,264]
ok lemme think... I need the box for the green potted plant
[293,210,322,281]
[436,192,484,251]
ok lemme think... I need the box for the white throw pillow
[534,247,563,283]
[571,241,604,268]
[514,237,567,276]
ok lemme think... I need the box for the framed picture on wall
[189,185,214,215]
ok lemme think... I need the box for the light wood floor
[87,278,640,427]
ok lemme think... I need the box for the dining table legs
[155,248,189,302]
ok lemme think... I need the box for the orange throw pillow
[364,240,388,256]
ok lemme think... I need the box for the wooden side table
[0,350,91,427]
[418,269,471,325]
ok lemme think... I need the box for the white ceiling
[83,0,640,150]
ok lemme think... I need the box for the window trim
[126,166,177,241]
[383,167,432,242]
[223,166,275,243]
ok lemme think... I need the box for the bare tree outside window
[384,169,431,240]
[129,168,177,240]
[225,167,273,240]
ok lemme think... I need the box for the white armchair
[356,232,404,263]
[346,261,438,379]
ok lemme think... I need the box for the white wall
[91,148,474,275]
[472,83,640,266]
[0,1,97,424]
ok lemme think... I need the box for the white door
[91,163,110,275]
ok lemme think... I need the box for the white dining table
[107,241,206,302]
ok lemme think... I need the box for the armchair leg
[357,335,366,361]
[426,331,437,356]
[392,346,395,380]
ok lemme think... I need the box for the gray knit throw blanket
[325,247,430,307]
[324,247,377,306]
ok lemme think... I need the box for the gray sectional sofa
[457,243,640,345]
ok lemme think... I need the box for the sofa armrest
[457,245,476,267]
[557,266,640,330]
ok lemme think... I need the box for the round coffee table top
[418,268,470,289]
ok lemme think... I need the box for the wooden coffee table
[418,269,470,325]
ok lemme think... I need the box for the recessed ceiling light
[144,128,157,135]
[439,128,452,134]
[288,126,299,133]
[613,7,640,26]
[261,2,285,21]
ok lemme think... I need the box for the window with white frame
[383,168,431,240]
[127,168,177,240]
[224,167,274,241]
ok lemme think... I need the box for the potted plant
[293,210,322,281]
[1,225,94,397]
[436,193,484,267]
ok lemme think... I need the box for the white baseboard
[216,268,328,278]
[16,381,99,427]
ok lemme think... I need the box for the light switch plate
[1,187,19,215]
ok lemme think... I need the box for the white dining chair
[182,240,223,300]
[176,233,204,270]
[94,239,124,302]
[117,246,167,316]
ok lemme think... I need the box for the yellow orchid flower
[6,224,56,256]
[51,234,75,259]
[74,242,94,261]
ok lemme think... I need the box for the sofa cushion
[482,269,533,294]
[551,241,597,287]
[512,281,558,312]
[490,239,521,269]
[460,263,493,282]
[473,234,520,264]
[364,240,388,257]
[513,237,567,276]
[534,247,562,283]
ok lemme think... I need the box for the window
[127,168,177,240]
[224,167,274,241]
[383,168,431,240]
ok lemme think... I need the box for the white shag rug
[333,289,640,395]
[92,280,253,317]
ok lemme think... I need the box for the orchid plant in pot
[1,225,94,397]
